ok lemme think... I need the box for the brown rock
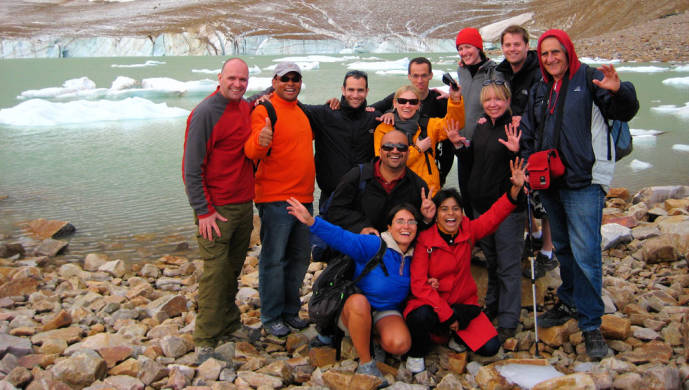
[109,358,140,377]
[26,219,75,240]
[33,238,68,257]
[436,373,464,390]
[607,187,631,202]
[602,215,639,228]
[682,313,689,360]
[145,294,187,322]
[17,354,57,369]
[448,352,468,374]
[234,341,260,359]
[641,235,680,263]
[532,372,596,390]
[31,326,83,345]
[5,366,32,387]
[41,309,72,331]
[285,333,308,353]
[98,345,134,368]
[197,357,227,381]
[51,350,107,388]
[664,198,689,211]
[250,214,261,246]
[475,365,510,389]
[642,363,681,389]
[258,360,292,382]
[538,319,578,347]
[26,367,71,390]
[0,277,40,298]
[309,346,337,368]
[322,370,353,390]
[613,372,643,389]
[37,338,67,355]
[351,372,384,390]
[138,358,168,385]
[619,340,673,364]
[601,314,632,339]
[236,371,283,388]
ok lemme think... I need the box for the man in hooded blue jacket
[519,29,639,359]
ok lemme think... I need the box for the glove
[453,304,481,330]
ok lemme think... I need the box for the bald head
[379,130,409,172]
[218,58,249,101]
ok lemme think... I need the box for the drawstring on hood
[537,29,581,83]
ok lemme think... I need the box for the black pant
[406,304,500,357]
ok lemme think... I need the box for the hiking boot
[309,334,334,348]
[283,315,310,330]
[405,357,425,374]
[538,301,577,328]
[498,327,516,344]
[226,325,262,343]
[583,329,608,359]
[264,320,290,337]
[448,337,467,353]
[523,252,559,279]
[195,346,224,365]
[356,360,388,387]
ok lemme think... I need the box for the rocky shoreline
[0,185,688,389]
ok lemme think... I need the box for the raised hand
[449,85,462,102]
[359,227,380,236]
[592,64,621,93]
[258,117,273,147]
[444,118,467,149]
[420,187,436,221]
[427,277,439,289]
[509,157,527,189]
[498,122,522,152]
[286,197,315,226]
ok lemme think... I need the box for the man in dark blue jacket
[519,29,639,359]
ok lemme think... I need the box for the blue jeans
[257,201,312,325]
[540,185,605,331]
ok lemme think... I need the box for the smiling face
[457,43,481,65]
[393,90,421,120]
[272,71,302,101]
[379,130,409,171]
[501,32,529,68]
[481,86,510,121]
[540,37,568,82]
[217,59,249,101]
[436,197,463,235]
[387,209,417,250]
[341,76,368,109]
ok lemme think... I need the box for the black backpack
[308,239,388,336]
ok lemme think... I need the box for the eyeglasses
[482,79,505,86]
[396,97,419,105]
[278,74,302,83]
[394,218,418,226]
[381,143,409,152]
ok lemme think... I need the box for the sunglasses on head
[278,74,302,83]
[482,79,505,86]
[396,97,419,105]
[380,143,409,152]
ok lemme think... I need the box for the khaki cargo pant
[192,202,253,347]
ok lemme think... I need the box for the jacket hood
[537,29,580,82]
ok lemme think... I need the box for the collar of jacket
[481,112,512,128]
[340,96,368,118]
[424,219,472,250]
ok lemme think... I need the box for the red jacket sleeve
[467,193,517,243]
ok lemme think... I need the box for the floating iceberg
[662,76,689,88]
[19,77,102,100]
[0,97,189,126]
[673,144,689,152]
[273,55,357,63]
[673,64,689,72]
[111,60,166,68]
[651,102,689,119]
[247,77,274,91]
[375,70,407,76]
[629,159,653,171]
[192,68,220,74]
[347,57,409,71]
[630,129,664,137]
[616,66,667,73]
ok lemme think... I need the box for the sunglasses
[396,97,419,105]
[482,79,505,86]
[381,143,409,152]
[278,74,302,83]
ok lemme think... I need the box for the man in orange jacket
[245,62,315,337]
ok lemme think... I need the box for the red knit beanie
[455,28,483,51]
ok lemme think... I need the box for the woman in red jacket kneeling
[403,157,526,374]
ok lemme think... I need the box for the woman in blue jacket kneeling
[287,197,419,384]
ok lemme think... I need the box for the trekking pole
[525,183,540,357]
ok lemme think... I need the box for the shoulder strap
[536,77,568,151]
[352,240,389,284]
[258,101,277,158]
[585,66,615,160]
[418,116,434,175]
